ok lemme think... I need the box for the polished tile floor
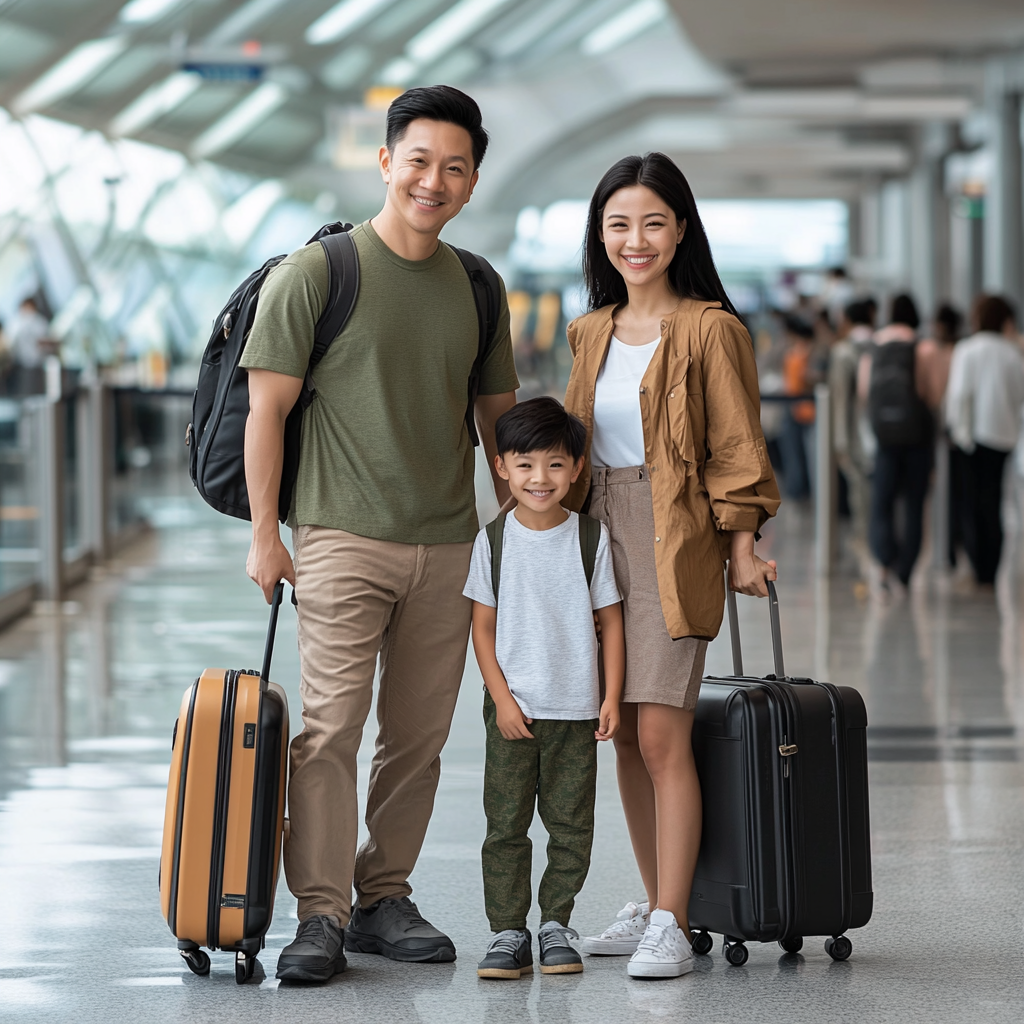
[1,474,1023,1023]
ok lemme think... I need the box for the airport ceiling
[1,0,1023,220]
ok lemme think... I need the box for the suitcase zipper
[207,670,238,949]
[168,680,200,935]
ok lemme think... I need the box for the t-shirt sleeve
[239,247,327,378]
[477,276,520,396]
[590,523,621,610]
[462,528,496,607]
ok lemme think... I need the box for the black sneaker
[276,915,347,982]
[538,921,583,974]
[345,896,456,963]
[477,929,533,979]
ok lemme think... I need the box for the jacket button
[655,536,661,543]
[669,391,675,398]
[650,465,657,472]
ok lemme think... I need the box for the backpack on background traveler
[867,341,932,447]
[188,221,502,522]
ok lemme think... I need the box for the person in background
[8,297,52,395]
[945,295,1024,586]
[858,294,936,594]
[779,316,825,500]
[830,298,876,544]
[822,266,855,330]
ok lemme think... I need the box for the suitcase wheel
[691,931,714,956]
[235,951,257,984]
[825,935,852,962]
[723,941,749,966]
[180,948,210,976]
[778,935,803,955]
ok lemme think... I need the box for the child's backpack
[484,511,601,602]
[188,222,501,523]
[867,340,932,447]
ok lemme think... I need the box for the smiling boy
[240,86,519,982]
[463,397,625,979]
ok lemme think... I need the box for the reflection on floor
[1,483,1023,1023]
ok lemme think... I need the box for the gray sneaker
[345,896,456,962]
[276,914,347,982]
[538,921,583,974]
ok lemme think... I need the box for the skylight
[13,37,129,115]
[306,0,397,46]
[110,71,202,136]
[119,0,188,25]
[190,82,288,159]
[406,0,513,65]
[580,0,667,56]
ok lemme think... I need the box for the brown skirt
[589,465,707,710]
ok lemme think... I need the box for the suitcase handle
[726,569,786,680]
[260,581,285,689]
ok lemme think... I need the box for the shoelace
[603,902,645,936]
[296,916,330,944]
[636,922,668,955]
[392,897,430,928]
[539,924,579,951]
[488,929,526,956]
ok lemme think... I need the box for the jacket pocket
[665,357,700,463]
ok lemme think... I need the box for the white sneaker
[581,901,649,955]
[627,909,694,978]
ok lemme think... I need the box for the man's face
[495,447,583,515]
[379,119,478,236]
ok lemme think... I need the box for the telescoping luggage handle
[260,581,286,690]
[726,570,786,680]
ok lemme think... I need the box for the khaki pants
[284,525,473,924]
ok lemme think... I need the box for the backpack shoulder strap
[450,245,501,447]
[577,513,601,590]
[484,512,507,604]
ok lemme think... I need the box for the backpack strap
[577,513,601,590]
[450,246,500,447]
[484,512,507,604]
[299,227,359,410]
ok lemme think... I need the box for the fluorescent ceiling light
[205,0,290,45]
[406,0,512,65]
[222,179,285,247]
[190,81,287,159]
[306,0,396,46]
[119,0,187,24]
[378,56,417,86]
[110,71,201,136]
[13,37,129,115]
[581,0,666,56]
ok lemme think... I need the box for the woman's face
[600,185,685,289]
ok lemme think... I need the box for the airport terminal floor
[1,469,1023,1024]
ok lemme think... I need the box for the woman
[563,153,780,978]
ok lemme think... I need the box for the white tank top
[590,335,661,468]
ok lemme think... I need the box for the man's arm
[244,368,304,603]
[475,391,516,506]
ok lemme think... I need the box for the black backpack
[485,511,601,604]
[188,222,501,522]
[867,340,932,447]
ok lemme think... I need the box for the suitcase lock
[779,742,798,777]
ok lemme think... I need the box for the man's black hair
[845,298,875,327]
[385,85,489,170]
[784,314,815,340]
[495,397,586,462]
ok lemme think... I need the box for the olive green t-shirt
[239,220,519,544]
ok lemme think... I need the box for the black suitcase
[688,581,872,964]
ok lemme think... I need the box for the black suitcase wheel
[825,935,852,961]
[691,931,714,956]
[235,951,256,984]
[724,942,749,966]
[181,948,210,976]
[778,935,803,955]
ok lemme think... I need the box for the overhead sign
[181,62,263,82]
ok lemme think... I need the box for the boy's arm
[471,601,534,740]
[595,602,625,740]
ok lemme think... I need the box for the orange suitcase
[160,583,289,983]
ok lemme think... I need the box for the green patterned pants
[482,693,598,931]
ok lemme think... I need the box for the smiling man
[239,86,518,982]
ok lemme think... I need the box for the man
[9,297,52,395]
[240,85,518,982]
[946,294,1024,586]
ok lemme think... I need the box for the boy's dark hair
[973,293,1017,333]
[495,397,586,462]
[385,85,489,170]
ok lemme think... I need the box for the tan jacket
[564,300,781,640]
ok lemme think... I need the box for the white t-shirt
[591,335,661,468]
[946,331,1024,452]
[463,510,621,720]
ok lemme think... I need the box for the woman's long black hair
[582,152,737,316]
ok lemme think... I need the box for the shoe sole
[627,959,695,979]
[477,964,533,979]
[275,956,347,983]
[540,962,583,974]
[581,939,642,956]
[345,934,456,963]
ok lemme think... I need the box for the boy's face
[495,447,583,515]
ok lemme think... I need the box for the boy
[463,397,625,979]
